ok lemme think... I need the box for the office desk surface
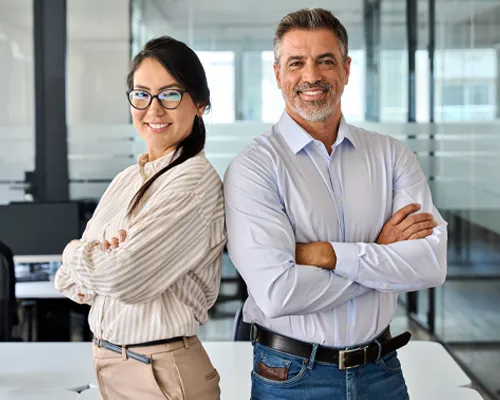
[0,389,77,400]
[15,281,65,299]
[0,341,473,399]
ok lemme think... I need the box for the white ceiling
[139,0,500,49]
[1,0,500,49]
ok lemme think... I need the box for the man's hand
[296,242,337,270]
[101,230,127,251]
[376,204,437,245]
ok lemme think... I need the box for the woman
[55,36,225,399]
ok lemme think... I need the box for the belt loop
[250,324,257,345]
[183,337,190,349]
[373,339,382,362]
[122,345,128,361]
[307,343,319,370]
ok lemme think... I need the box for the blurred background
[1,0,499,398]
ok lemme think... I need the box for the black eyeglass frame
[126,88,188,110]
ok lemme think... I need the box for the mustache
[295,81,332,93]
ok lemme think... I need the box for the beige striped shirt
[54,151,226,345]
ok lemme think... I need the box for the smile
[301,90,324,95]
[147,123,171,129]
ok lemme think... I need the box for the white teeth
[303,90,323,95]
[149,123,169,129]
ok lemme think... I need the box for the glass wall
[66,0,132,200]
[2,0,496,395]
[380,1,500,397]
[433,1,500,397]
[0,0,34,204]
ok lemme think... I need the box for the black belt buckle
[338,346,368,370]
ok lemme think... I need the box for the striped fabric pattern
[55,151,226,345]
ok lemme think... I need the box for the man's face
[274,28,351,123]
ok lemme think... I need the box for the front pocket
[377,351,403,374]
[205,368,218,381]
[253,350,308,386]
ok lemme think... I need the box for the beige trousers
[93,336,220,400]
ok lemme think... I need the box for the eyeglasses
[126,88,188,110]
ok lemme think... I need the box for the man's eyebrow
[317,52,337,61]
[285,55,305,64]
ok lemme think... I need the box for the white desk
[399,341,471,390]
[0,341,474,400]
[15,281,65,299]
[0,389,77,400]
[14,255,62,264]
[76,389,99,400]
[0,343,94,392]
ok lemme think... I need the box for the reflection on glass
[197,51,235,123]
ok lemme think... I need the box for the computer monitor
[0,202,81,256]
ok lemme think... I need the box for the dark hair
[274,8,349,65]
[126,36,210,217]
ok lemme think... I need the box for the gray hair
[273,8,349,65]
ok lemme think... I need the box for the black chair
[232,304,252,341]
[0,241,18,341]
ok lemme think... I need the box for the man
[224,8,447,400]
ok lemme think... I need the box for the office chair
[232,304,252,341]
[0,241,18,341]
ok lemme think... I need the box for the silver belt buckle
[338,346,368,370]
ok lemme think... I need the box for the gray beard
[290,101,335,122]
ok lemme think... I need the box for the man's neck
[286,107,342,154]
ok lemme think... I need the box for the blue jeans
[251,342,409,400]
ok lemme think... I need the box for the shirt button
[348,325,354,331]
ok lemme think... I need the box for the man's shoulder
[346,122,408,151]
[232,126,281,165]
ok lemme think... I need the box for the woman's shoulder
[162,155,221,192]
[178,155,219,179]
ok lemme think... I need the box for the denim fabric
[251,343,409,400]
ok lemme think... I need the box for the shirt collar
[277,111,357,154]
[137,150,176,181]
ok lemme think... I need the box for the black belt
[93,336,184,365]
[251,324,411,370]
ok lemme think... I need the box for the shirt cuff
[75,287,94,304]
[331,242,360,281]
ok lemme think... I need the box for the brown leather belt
[251,324,411,370]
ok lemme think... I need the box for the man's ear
[274,63,282,89]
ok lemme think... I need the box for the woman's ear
[197,105,206,117]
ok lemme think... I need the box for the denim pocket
[252,345,308,386]
[377,351,402,373]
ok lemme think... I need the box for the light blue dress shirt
[224,111,447,347]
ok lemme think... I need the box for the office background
[1,0,499,398]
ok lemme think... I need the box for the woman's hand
[101,230,127,251]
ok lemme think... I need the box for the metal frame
[406,0,417,122]
[33,0,69,201]
[364,0,381,121]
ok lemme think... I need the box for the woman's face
[130,57,203,161]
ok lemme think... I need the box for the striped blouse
[54,151,226,345]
